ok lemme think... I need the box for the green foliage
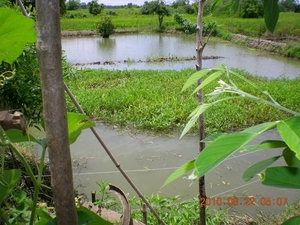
[130,195,200,224]
[106,10,117,16]
[88,0,104,16]
[0,44,77,126]
[0,112,95,224]
[68,112,95,145]
[283,44,300,58]
[130,194,229,224]
[174,13,196,34]
[239,0,264,18]
[0,44,42,126]
[64,11,87,18]
[96,17,115,38]
[0,8,36,64]
[65,68,299,135]
[140,0,170,29]
[66,0,80,10]
[0,169,21,206]
[94,181,121,212]
[174,13,218,35]
[164,64,300,224]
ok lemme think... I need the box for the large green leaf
[0,169,21,205]
[0,8,36,64]
[180,104,211,138]
[277,116,300,159]
[181,69,210,92]
[263,0,279,33]
[163,159,195,187]
[260,166,300,189]
[282,216,300,225]
[283,148,300,168]
[68,112,95,145]
[5,129,42,146]
[242,156,281,182]
[211,0,223,12]
[231,0,240,13]
[241,140,287,151]
[77,206,112,225]
[192,71,223,94]
[193,121,277,179]
[45,206,112,225]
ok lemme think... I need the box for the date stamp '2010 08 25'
[200,196,288,207]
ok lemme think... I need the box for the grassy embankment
[66,69,300,136]
[61,8,300,38]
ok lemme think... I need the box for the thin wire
[210,179,260,198]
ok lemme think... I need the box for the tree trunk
[196,0,207,224]
[35,1,78,224]
[158,15,163,29]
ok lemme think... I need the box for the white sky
[80,0,174,6]
[80,0,146,6]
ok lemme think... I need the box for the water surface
[62,34,300,79]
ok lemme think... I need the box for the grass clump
[65,68,300,136]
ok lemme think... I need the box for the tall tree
[88,0,104,15]
[66,0,80,10]
[140,0,170,29]
[35,0,78,224]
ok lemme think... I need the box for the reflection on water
[61,33,300,79]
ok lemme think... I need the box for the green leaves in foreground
[193,122,278,179]
[242,156,281,182]
[163,160,195,187]
[0,8,36,64]
[45,206,113,225]
[260,166,300,189]
[164,121,277,186]
[0,169,21,205]
[67,112,95,145]
[277,116,300,159]
[263,0,279,33]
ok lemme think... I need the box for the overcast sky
[80,0,174,6]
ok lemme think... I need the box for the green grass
[65,68,300,136]
[61,9,300,38]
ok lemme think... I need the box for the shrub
[106,10,117,15]
[96,17,115,38]
[0,44,76,126]
[66,0,80,10]
[174,13,196,34]
[239,0,264,18]
[88,0,104,16]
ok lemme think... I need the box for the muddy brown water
[68,124,299,217]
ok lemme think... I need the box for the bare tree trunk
[196,0,207,224]
[35,1,78,224]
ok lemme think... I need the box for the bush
[88,0,104,16]
[0,44,76,126]
[239,0,264,18]
[96,17,115,38]
[106,10,117,15]
[174,13,196,34]
[66,0,80,10]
